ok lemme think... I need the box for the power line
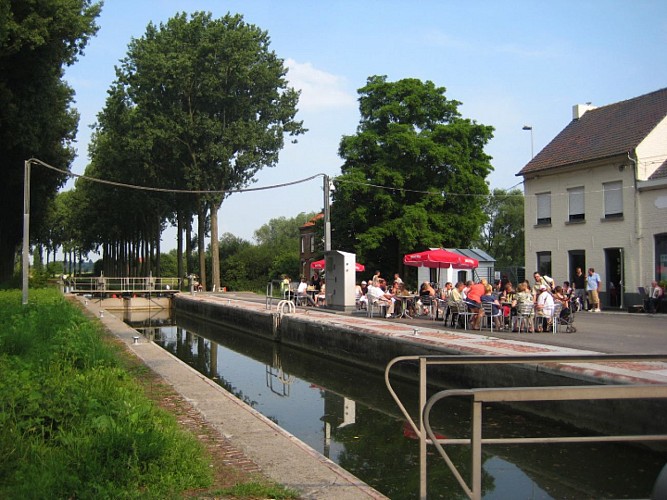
[30,157,324,194]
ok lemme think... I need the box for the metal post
[471,400,483,500]
[22,160,31,306]
[323,175,331,252]
[419,357,427,499]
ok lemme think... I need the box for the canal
[126,311,665,499]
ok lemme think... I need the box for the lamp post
[522,125,534,159]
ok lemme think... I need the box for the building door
[604,248,624,309]
[568,250,586,283]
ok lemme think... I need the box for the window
[656,233,667,282]
[301,236,305,254]
[603,181,623,219]
[536,192,551,225]
[310,235,315,253]
[568,186,585,222]
[536,251,552,277]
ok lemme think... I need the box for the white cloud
[285,59,357,111]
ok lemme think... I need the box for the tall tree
[331,76,494,275]
[115,11,305,290]
[0,0,101,281]
[474,188,524,268]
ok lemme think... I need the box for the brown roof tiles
[518,87,667,176]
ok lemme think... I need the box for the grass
[0,288,299,499]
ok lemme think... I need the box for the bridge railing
[68,277,182,294]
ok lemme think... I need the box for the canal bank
[76,295,387,500]
[173,292,667,440]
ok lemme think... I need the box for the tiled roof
[649,159,667,180]
[518,88,667,176]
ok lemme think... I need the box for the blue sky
[64,0,667,247]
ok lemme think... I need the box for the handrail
[68,276,181,294]
[385,354,667,500]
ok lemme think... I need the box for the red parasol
[310,259,365,272]
[403,248,478,269]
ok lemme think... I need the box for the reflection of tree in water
[157,331,258,409]
[332,406,494,499]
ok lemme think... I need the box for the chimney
[572,103,596,120]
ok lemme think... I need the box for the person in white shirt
[535,284,555,332]
[366,279,395,317]
[296,277,316,306]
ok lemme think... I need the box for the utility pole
[323,174,332,252]
[22,159,31,305]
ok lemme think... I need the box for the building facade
[518,88,667,309]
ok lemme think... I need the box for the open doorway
[604,247,624,308]
[568,250,586,282]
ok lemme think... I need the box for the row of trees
[3,3,524,288]
[0,0,102,282]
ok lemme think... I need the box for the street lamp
[522,125,534,159]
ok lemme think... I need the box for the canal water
[127,312,665,499]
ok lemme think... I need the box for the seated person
[366,279,395,318]
[499,282,516,324]
[296,277,316,306]
[419,281,436,315]
[511,282,534,332]
[464,280,486,330]
[480,284,502,329]
[535,284,555,332]
[315,280,327,306]
[355,281,368,309]
[310,273,321,291]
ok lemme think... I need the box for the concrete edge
[76,296,387,500]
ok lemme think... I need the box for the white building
[517,88,667,309]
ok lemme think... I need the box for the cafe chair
[481,301,503,332]
[514,302,535,333]
[367,298,387,318]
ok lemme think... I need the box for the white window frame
[568,186,585,222]
[536,192,551,225]
[603,181,623,219]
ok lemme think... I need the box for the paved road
[228,292,667,355]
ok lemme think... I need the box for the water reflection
[124,312,665,499]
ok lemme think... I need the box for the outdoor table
[395,294,417,319]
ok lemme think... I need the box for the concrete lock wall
[172,294,667,440]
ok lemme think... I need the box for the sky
[63,0,667,249]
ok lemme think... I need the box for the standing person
[586,267,602,312]
[646,280,664,313]
[371,270,382,287]
[393,273,403,285]
[572,267,586,311]
[532,272,555,297]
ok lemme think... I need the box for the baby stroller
[559,306,577,333]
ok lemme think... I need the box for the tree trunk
[185,215,192,275]
[210,199,221,292]
[197,199,207,291]
[176,210,183,279]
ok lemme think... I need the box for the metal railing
[385,354,667,500]
[68,276,182,294]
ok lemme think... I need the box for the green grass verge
[0,289,212,499]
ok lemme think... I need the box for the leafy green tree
[474,188,524,268]
[115,11,305,291]
[331,76,494,275]
[0,0,101,282]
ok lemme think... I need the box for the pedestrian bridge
[67,276,181,296]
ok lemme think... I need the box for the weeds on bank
[0,289,212,498]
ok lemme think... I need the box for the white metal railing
[68,276,182,294]
[385,354,667,500]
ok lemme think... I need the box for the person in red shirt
[464,279,486,330]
